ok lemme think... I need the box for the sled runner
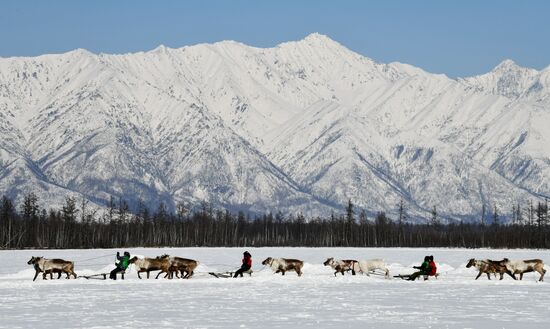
[208,269,252,278]
[394,273,439,280]
[394,274,411,280]
[81,271,126,280]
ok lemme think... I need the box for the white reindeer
[354,259,390,279]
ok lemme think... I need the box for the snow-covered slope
[0,33,548,220]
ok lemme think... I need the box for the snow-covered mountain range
[1,33,548,221]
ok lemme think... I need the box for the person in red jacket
[234,251,252,278]
[428,255,437,277]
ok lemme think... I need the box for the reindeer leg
[33,271,39,281]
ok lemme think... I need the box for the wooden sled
[81,271,126,280]
[208,269,252,278]
[394,273,439,280]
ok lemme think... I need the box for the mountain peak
[303,32,333,42]
[492,59,525,73]
[66,48,94,57]
[277,33,342,50]
[301,33,341,47]
[150,44,172,54]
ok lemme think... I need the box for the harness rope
[73,254,113,264]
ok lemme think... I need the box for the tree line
[0,193,548,249]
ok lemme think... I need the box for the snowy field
[1,247,549,329]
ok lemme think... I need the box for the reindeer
[356,259,390,279]
[169,257,199,279]
[323,257,358,276]
[28,259,62,280]
[262,257,303,276]
[465,258,515,280]
[27,256,77,281]
[500,258,546,281]
[129,254,172,279]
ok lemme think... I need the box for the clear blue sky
[0,0,548,77]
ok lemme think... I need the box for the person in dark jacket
[109,251,130,280]
[233,251,252,278]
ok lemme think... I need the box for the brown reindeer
[466,258,515,280]
[169,257,199,279]
[29,259,62,280]
[32,264,62,280]
[129,255,172,279]
[323,257,358,276]
[27,256,77,281]
[262,257,303,276]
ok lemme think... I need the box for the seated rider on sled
[234,251,252,278]
[109,251,130,280]
[399,255,437,281]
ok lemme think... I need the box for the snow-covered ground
[1,247,549,328]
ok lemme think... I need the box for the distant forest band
[0,193,549,249]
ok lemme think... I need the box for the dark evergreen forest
[1,194,548,249]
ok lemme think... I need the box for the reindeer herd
[26,254,546,282]
[128,255,199,279]
[465,258,546,281]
